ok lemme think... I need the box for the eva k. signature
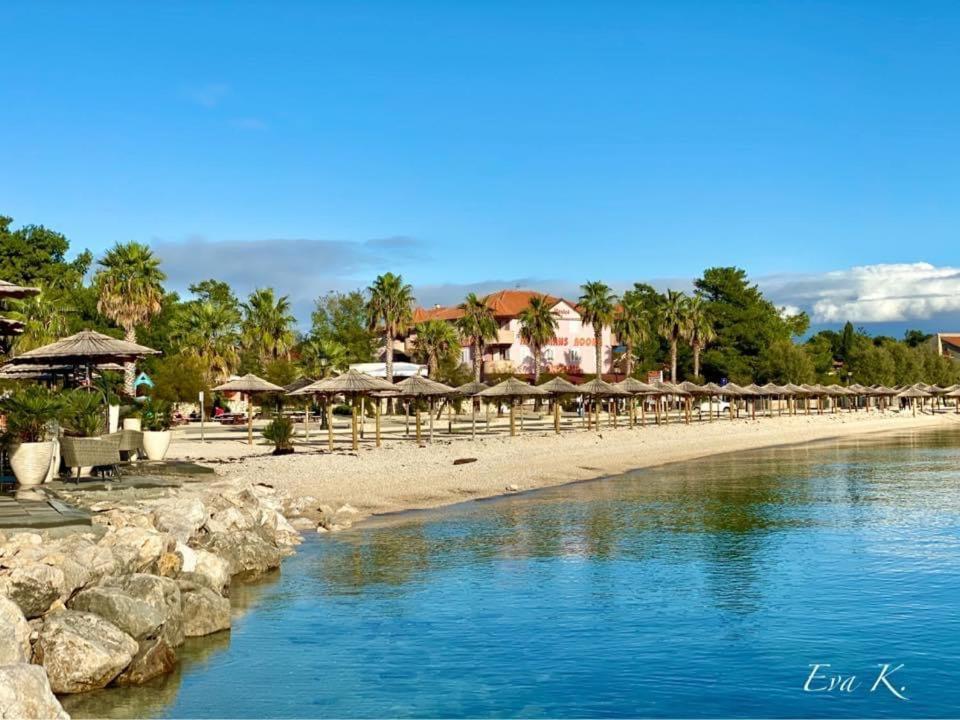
[804,663,909,700]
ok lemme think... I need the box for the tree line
[1,214,956,407]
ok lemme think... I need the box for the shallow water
[66,427,960,718]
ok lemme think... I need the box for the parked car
[698,399,730,414]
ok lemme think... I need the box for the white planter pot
[10,441,55,486]
[45,438,60,483]
[109,405,121,433]
[123,418,142,431]
[141,430,171,461]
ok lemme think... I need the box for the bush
[141,398,172,431]
[262,415,295,454]
[61,390,105,437]
[332,404,352,416]
[0,386,62,444]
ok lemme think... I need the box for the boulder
[0,563,65,618]
[99,526,170,573]
[284,494,319,516]
[113,637,177,686]
[35,610,138,693]
[155,551,183,578]
[204,505,256,534]
[149,497,207,543]
[179,581,230,636]
[0,664,70,719]
[68,586,164,640]
[192,549,231,594]
[194,531,280,578]
[175,541,197,572]
[0,596,31,664]
[117,574,184,648]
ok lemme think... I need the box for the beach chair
[60,433,123,483]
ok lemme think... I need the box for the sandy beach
[167,410,960,524]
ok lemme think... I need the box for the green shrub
[262,415,295,453]
[141,398,172,431]
[61,390,105,437]
[0,386,62,444]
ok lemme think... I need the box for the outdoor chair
[108,428,143,461]
[60,433,123,483]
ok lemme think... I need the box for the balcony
[483,360,516,375]
[494,328,515,345]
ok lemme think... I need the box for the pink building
[410,290,618,378]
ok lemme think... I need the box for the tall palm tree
[456,293,498,382]
[578,281,617,378]
[658,289,691,382]
[172,300,241,383]
[412,319,461,378]
[365,273,415,386]
[240,288,296,365]
[94,241,166,394]
[517,296,559,385]
[298,336,348,379]
[612,293,649,378]
[685,295,715,380]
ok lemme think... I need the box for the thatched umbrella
[578,378,630,429]
[945,387,960,414]
[454,380,489,439]
[10,330,160,387]
[698,382,726,421]
[290,369,396,451]
[214,374,285,445]
[0,279,41,299]
[540,377,581,433]
[281,377,316,439]
[614,378,658,428]
[394,375,454,445]
[896,385,931,416]
[477,378,547,437]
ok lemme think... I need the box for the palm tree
[456,293,498,382]
[8,291,72,354]
[518,296,559,385]
[172,300,241,383]
[658,289,691,382]
[685,295,715,380]
[578,281,617,378]
[298,336,348,379]
[612,293,649,378]
[365,273,415,386]
[412,319,461,378]
[240,288,296,364]
[93,241,166,394]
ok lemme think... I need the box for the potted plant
[262,415,295,455]
[0,386,62,486]
[121,405,142,431]
[140,398,172,460]
[60,390,106,478]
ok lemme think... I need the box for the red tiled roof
[413,289,569,323]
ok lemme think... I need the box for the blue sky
[2,1,960,331]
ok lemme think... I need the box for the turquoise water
[66,428,960,718]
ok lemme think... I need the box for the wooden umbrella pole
[611,398,617,428]
[595,396,601,430]
[486,401,491,433]
[447,401,453,434]
[375,399,381,448]
[247,393,254,445]
[360,396,365,438]
[326,397,334,451]
[351,395,359,451]
[415,404,422,445]
[405,400,410,436]
[520,398,524,432]
[509,399,516,437]
[640,398,646,427]
[429,398,435,442]
[629,397,635,428]
[554,398,560,434]
[685,397,691,425]
[472,399,477,440]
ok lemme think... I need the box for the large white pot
[108,405,121,433]
[10,441,55,486]
[123,418,142,431]
[141,430,171,461]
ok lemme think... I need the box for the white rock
[0,664,70,719]
[0,596,31,664]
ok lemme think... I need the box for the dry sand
[171,410,960,523]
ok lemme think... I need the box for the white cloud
[760,262,960,323]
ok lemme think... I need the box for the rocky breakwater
[0,479,303,718]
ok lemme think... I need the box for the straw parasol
[578,378,631,429]
[614,377,659,428]
[540,377,581,434]
[477,378,547,436]
[394,375,454,444]
[290,369,396,450]
[0,279,41,299]
[454,380,489,439]
[945,387,960,414]
[11,329,160,367]
[214,374,285,445]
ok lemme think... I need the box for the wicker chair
[60,434,123,483]
[106,429,143,461]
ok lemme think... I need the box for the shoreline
[209,411,960,529]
